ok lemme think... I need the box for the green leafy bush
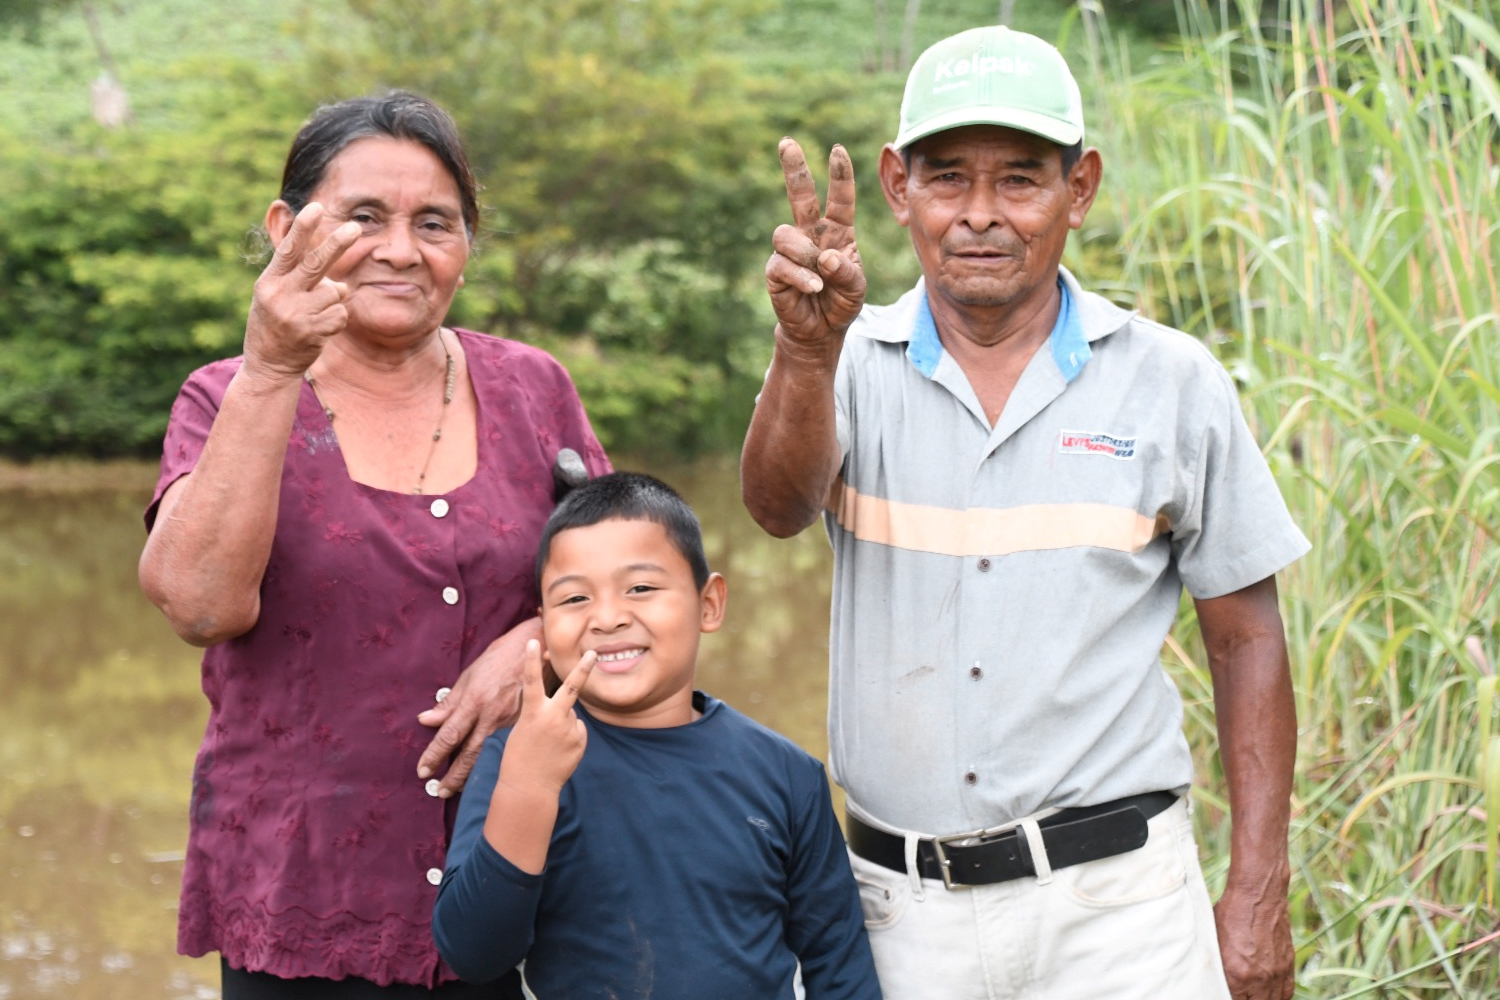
[0,69,306,456]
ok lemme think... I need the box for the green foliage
[1080,0,1500,993]
[0,66,308,456]
[289,0,794,457]
[0,0,52,41]
[0,0,1085,460]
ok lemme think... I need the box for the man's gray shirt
[820,267,1309,834]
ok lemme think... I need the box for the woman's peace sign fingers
[243,202,361,380]
[267,202,361,288]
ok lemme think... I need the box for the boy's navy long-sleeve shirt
[433,692,881,999]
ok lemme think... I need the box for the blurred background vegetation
[0,0,1181,459]
[3,0,1499,996]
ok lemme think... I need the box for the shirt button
[435,687,452,703]
[969,665,983,680]
[426,867,443,886]
[430,498,450,518]
[977,558,991,572]
[425,779,442,797]
[964,771,978,785]
[442,586,460,605]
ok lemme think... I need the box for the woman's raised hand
[244,203,360,382]
[765,139,866,350]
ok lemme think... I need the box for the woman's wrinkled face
[287,137,469,344]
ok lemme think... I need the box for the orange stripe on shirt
[825,478,1168,556]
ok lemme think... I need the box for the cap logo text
[934,56,1036,82]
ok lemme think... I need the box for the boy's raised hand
[497,641,597,796]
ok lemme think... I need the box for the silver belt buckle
[930,830,983,890]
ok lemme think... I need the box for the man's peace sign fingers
[770,224,825,293]
[823,144,856,231]
[780,138,824,233]
[768,137,865,348]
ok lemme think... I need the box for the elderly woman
[138,93,609,998]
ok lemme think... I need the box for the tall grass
[1076,1,1500,995]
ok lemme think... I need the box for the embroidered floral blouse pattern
[148,330,609,987]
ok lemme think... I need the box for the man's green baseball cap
[895,26,1084,149]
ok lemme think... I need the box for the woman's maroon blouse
[147,330,609,986]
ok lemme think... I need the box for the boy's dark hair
[536,472,711,591]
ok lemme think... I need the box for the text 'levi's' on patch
[1058,430,1137,460]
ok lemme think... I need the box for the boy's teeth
[597,649,644,663]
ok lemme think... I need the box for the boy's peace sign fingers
[553,650,597,709]
[500,642,591,794]
[517,638,549,711]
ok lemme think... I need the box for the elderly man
[741,26,1306,1000]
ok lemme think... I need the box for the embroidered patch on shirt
[1059,430,1138,459]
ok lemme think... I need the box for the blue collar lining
[906,279,1091,383]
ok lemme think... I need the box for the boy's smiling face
[539,517,727,729]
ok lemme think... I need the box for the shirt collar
[905,275,1091,384]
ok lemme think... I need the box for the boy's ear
[699,573,728,634]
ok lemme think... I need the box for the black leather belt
[846,792,1178,889]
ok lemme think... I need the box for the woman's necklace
[303,330,457,495]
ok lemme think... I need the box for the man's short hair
[536,472,711,591]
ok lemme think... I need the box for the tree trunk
[899,0,922,69]
[81,1,132,128]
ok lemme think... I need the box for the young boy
[433,472,881,999]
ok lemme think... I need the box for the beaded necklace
[304,329,457,495]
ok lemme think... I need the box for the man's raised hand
[243,202,360,382]
[765,139,866,349]
[496,641,597,796]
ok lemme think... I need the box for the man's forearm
[1196,576,1298,999]
[740,326,845,537]
[1203,585,1296,885]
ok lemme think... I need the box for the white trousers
[847,799,1232,1000]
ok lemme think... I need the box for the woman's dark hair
[279,91,479,239]
[536,472,711,592]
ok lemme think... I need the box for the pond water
[0,456,835,999]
